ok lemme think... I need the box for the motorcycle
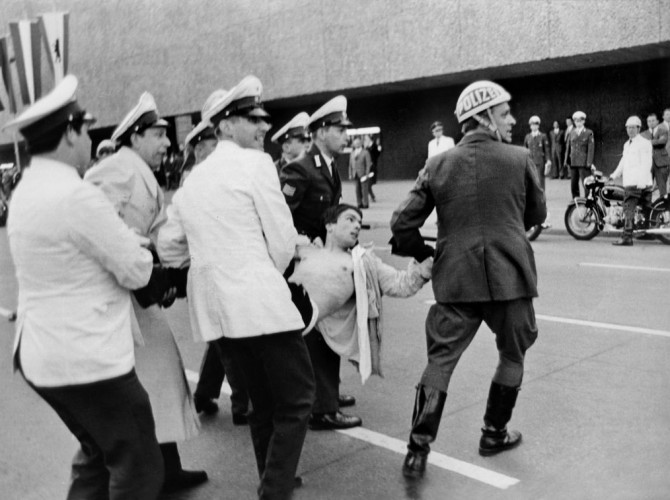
[564,168,670,244]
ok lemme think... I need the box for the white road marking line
[337,427,519,489]
[580,262,670,273]
[424,301,670,338]
[536,314,670,338]
[184,369,518,489]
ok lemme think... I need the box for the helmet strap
[473,111,502,142]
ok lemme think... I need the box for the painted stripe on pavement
[337,427,519,489]
[580,262,670,273]
[423,301,670,338]
[184,368,518,489]
[536,314,670,338]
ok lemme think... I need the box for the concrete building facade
[1,0,669,177]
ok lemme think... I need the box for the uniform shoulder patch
[282,184,296,197]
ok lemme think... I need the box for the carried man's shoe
[612,237,633,246]
[162,469,209,493]
[193,395,218,415]
[338,394,356,408]
[309,411,362,430]
[635,232,655,241]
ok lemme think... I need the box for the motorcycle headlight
[584,176,595,187]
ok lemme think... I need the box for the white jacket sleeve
[66,183,153,290]
[157,190,191,268]
[253,155,298,273]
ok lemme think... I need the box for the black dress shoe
[402,451,427,479]
[294,476,304,488]
[232,413,248,426]
[193,395,218,415]
[612,237,633,246]
[162,469,209,493]
[338,394,356,408]
[309,411,362,430]
[479,427,522,456]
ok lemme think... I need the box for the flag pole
[12,130,21,172]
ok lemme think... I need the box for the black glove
[134,265,171,308]
[165,267,189,298]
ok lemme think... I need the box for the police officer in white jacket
[158,75,315,500]
[610,115,654,246]
[5,76,164,499]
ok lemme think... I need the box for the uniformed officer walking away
[5,76,165,499]
[271,111,310,174]
[85,92,206,493]
[609,116,654,246]
[564,110,595,198]
[280,96,363,431]
[158,75,316,500]
[391,80,546,479]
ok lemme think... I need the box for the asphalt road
[1,178,669,500]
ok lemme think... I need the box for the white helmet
[529,115,541,125]
[455,80,512,124]
[625,115,642,128]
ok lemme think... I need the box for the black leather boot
[402,385,447,479]
[160,442,208,493]
[479,382,522,456]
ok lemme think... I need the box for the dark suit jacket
[564,127,595,167]
[348,148,371,178]
[549,129,564,157]
[642,124,670,167]
[390,131,546,303]
[523,132,550,166]
[280,144,342,241]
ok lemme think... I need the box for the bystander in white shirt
[610,134,653,188]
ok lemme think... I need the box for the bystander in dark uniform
[564,110,594,198]
[523,115,551,190]
[641,113,670,201]
[271,111,310,174]
[280,96,362,430]
[391,80,546,479]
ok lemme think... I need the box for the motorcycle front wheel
[648,202,670,245]
[564,202,600,240]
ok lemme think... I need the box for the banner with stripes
[39,12,69,84]
[0,37,17,114]
[9,20,42,105]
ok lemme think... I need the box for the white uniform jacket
[8,158,152,387]
[610,134,653,188]
[86,146,165,243]
[428,136,455,158]
[158,140,304,340]
[85,146,199,443]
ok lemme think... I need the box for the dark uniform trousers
[622,186,652,237]
[304,328,341,414]
[195,340,249,416]
[570,167,590,198]
[420,299,538,393]
[225,330,315,500]
[27,369,164,500]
